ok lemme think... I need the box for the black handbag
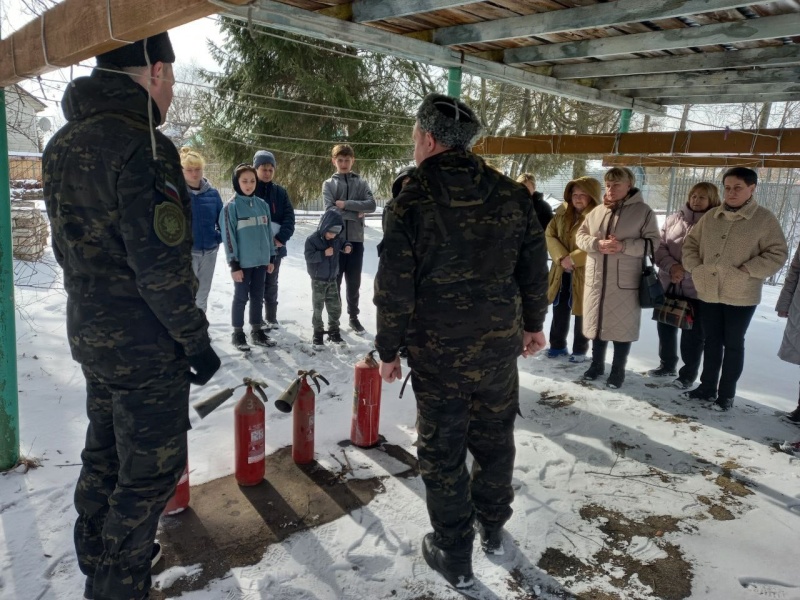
[653,283,694,329]
[639,239,665,309]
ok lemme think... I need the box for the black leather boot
[421,533,474,589]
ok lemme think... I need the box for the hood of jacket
[679,202,709,226]
[317,208,345,234]
[416,149,499,208]
[188,177,213,195]
[62,68,162,126]
[231,169,256,197]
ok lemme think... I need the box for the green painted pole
[619,108,632,133]
[447,67,462,99]
[0,89,20,470]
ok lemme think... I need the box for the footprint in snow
[739,577,799,598]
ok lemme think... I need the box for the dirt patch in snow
[539,390,576,409]
[538,505,692,599]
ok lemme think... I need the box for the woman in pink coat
[650,182,720,388]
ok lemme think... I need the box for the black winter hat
[416,93,482,150]
[96,32,175,68]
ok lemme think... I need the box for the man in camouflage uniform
[374,93,548,589]
[42,33,220,600]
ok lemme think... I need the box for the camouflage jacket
[43,69,210,367]
[374,149,548,380]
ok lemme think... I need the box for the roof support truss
[656,93,800,105]
[603,154,800,168]
[213,0,666,116]
[628,82,800,97]
[434,0,755,47]
[473,129,800,155]
[353,0,482,23]
[505,14,800,64]
[595,67,800,90]
[0,0,251,85]
[551,45,800,79]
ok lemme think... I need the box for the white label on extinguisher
[248,425,265,464]
[307,415,315,441]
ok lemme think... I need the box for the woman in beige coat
[682,167,788,411]
[576,167,661,388]
[545,177,600,361]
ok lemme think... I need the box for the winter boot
[421,533,474,589]
[684,386,716,401]
[546,347,569,359]
[672,377,693,389]
[476,522,504,556]
[312,330,325,347]
[232,330,250,352]
[606,367,625,389]
[328,329,345,345]
[84,543,163,599]
[251,329,277,347]
[582,362,605,381]
[648,364,677,377]
[265,305,279,330]
[713,397,734,411]
[349,317,366,335]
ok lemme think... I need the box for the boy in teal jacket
[219,164,277,351]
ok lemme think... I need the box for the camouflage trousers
[77,363,190,600]
[411,362,519,549]
[311,279,342,333]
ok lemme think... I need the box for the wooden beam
[595,67,800,91]
[0,0,251,86]
[352,0,482,23]
[216,0,666,116]
[434,0,753,47]
[553,46,800,81]
[472,129,800,155]
[505,14,800,64]
[657,93,800,105]
[603,154,800,169]
[552,45,800,79]
[627,82,800,97]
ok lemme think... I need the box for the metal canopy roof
[214,0,800,116]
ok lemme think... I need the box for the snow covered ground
[3,217,800,600]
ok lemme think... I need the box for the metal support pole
[619,108,632,133]
[0,89,20,470]
[447,67,462,99]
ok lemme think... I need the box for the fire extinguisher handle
[251,384,269,405]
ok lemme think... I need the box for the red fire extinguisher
[234,382,269,486]
[276,370,329,464]
[351,351,382,448]
[163,458,190,515]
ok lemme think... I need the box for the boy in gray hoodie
[322,144,376,334]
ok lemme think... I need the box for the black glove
[188,345,221,386]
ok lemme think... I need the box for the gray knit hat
[416,93,482,150]
[253,150,276,169]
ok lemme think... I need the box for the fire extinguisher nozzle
[193,388,236,419]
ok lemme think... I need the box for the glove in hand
[188,345,221,385]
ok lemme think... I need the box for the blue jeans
[232,266,267,328]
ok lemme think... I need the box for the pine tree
[198,19,419,206]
